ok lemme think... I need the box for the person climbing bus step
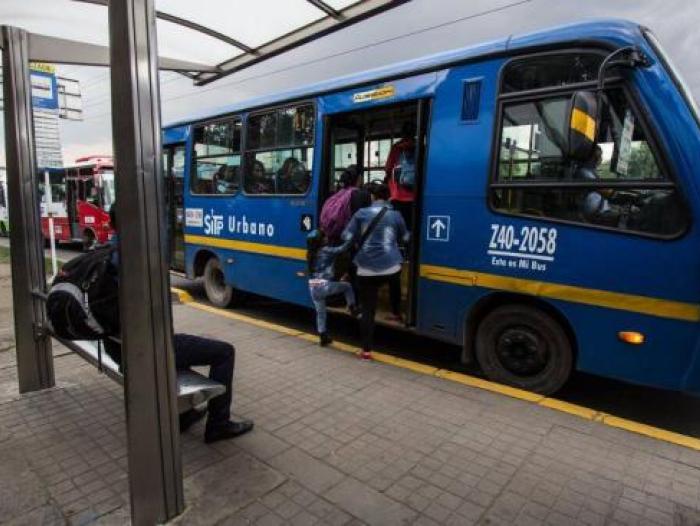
[341,183,410,360]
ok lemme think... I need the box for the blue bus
[163,20,700,395]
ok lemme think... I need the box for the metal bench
[31,289,225,413]
[51,335,226,414]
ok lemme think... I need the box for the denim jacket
[310,243,350,280]
[342,201,409,273]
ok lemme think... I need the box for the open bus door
[324,99,428,327]
[163,144,186,271]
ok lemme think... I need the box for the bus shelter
[0,1,407,523]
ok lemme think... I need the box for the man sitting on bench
[105,206,253,444]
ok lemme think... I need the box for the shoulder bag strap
[358,206,389,250]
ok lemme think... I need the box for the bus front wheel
[475,304,573,395]
[203,257,234,308]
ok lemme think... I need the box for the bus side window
[191,118,242,196]
[244,104,314,195]
[492,55,687,237]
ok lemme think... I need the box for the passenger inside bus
[244,160,273,194]
[276,157,309,194]
[213,164,239,194]
[384,121,416,228]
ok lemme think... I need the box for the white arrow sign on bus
[427,215,450,242]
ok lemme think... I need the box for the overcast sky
[1,0,699,164]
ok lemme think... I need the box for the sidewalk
[2,264,700,525]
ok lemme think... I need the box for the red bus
[39,156,115,249]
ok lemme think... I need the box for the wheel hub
[495,326,548,376]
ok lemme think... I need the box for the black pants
[357,271,402,352]
[391,199,413,231]
[174,334,234,428]
[104,333,234,428]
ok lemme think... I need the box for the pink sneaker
[359,351,373,361]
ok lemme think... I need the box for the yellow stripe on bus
[420,264,700,322]
[570,107,597,142]
[185,234,306,261]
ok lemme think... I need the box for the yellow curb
[374,353,440,376]
[171,287,194,303]
[171,287,700,453]
[329,340,361,355]
[602,415,700,451]
[297,333,320,344]
[185,299,304,336]
[538,398,600,420]
[435,369,544,403]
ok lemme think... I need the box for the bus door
[325,99,428,326]
[163,143,186,270]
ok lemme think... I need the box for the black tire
[475,304,573,395]
[82,230,96,252]
[203,257,234,308]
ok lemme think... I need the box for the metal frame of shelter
[0,0,408,524]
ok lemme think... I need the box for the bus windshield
[100,170,116,211]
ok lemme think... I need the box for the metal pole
[107,0,183,523]
[2,26,54,393]
[44,170,57,278]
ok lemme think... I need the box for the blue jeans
[309,279,355,334]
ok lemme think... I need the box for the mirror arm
[593,46,649,141]
[597,46,650,92]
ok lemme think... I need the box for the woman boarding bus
[165,20,700,396]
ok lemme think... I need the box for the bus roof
[164,19,642,129]
[38,159,114,174]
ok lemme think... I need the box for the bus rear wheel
[475,304,573,395]
[203,257,234,308]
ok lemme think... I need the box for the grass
[0,244,62,273]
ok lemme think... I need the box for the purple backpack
[320,187,354,242]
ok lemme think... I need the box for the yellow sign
[352,85,396,104]
[30,62,56,74]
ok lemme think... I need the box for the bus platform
[3,273,700,524]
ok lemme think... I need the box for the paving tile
[0,446,52,522]
[175,451,286,525]
[2,504,66,526]
[325,477,417,526]
[268,446,344,494]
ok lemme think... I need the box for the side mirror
[566,91,598,162]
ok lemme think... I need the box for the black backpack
[46,246,120,340]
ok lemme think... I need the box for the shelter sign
[30,63,59,110]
